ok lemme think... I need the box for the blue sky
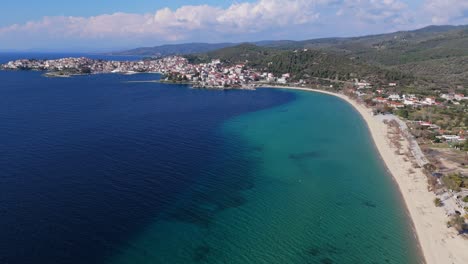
[0,0,246,26]
[0,0,467,52]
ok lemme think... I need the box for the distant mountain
[109,43,238,56]
[291,25,468,66]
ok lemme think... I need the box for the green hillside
[109,42,237,56]
[185,44,411,85]
[185,43,283,64]
[263,25,468,87]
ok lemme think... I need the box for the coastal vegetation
[442,173,467,192]
[447,215,468,234]
[434,198,443,207]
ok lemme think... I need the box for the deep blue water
[0,54,421,264]
[0,69,294,264]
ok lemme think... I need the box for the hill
[185,44,411,85]
[184,43,283,64]
[110,42,238,56]
[260,25,468,88]
[114,25,468,89]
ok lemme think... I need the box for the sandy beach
[264,86,468,264]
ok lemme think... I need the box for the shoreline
[262,86,468,264]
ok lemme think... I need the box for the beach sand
[263,86,468,264]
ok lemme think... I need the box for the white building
[388,94,401,101]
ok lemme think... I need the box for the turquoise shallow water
[109,89,421,264]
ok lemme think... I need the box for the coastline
[262,86,468,264]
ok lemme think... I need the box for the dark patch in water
[166,167,251,227]
[307,246,320,256]
[325,243,340,254]
[215,195,247,211]
[168,206,214,228]
[307,243,340,259]
[250,145,264,152]
[363,200,377,208]
[289,151,321,160]
[321,257,334,264]
[193,245,211,262]
[164,148,260,228]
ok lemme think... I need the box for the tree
[396,109,409,119]
[463,196,468,203]
[447,215,467,233]
[443,172,465,191]
[434,198,443,207]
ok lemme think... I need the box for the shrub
[434,198,443,207]
[448,215,467,233]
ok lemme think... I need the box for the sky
[0,0,467,52]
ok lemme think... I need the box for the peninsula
[0,56,266,89]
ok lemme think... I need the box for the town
[0,56,290,89]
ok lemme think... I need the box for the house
[373,97,388,103]
[403,98,416,106]
[454,94,467,101]
[423,97,437,105]
[389,101,404,108]
[388,94,401,101]
[441,93,455,100]
[282,73,291,79]
[389,83,397,87]
[356,81,371,89]
[277,77,287,84]
[439,135,461,142]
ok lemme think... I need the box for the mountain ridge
[112,24,468,89]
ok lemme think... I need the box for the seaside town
[2,56,468,234]
[0,56,286,89]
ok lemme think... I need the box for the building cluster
[353,81,468,143]
[161,58,291,89]
[440,93,468,102]
[411,121,467,143]
[0,57,185,74]
[371,93,442,108]
[1,56,290,89]
[353,81,468,109]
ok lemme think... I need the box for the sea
[0,53,422,264]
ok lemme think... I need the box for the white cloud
[337,0,409,24]
[0,0,324,43]
[423,0,468,24]
[216,0,321,32]
[1,0,467,50]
